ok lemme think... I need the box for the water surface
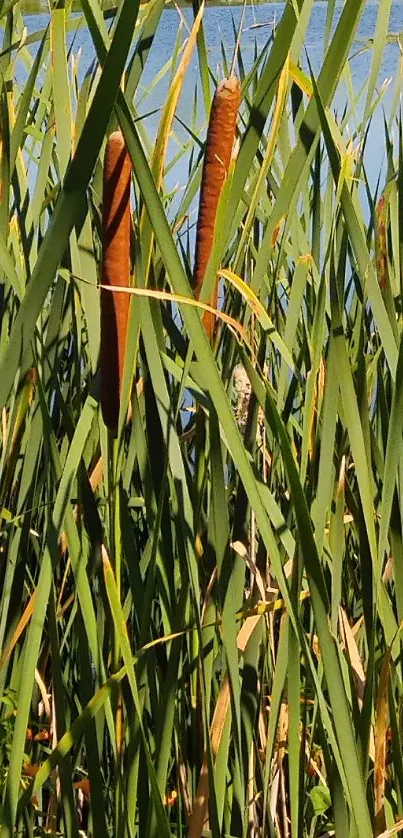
[16,3,403,204]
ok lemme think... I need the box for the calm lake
[18,2,403,196]
[21,1,403,83]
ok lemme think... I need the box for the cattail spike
[193,76,241,340]
[100,130,132,432]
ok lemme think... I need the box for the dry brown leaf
[339,608,375,762]
[339,608,365,698]
[375,649,392,835]
[0,591,36,671]
[188,612,262,837]
[177,745,192,820]
[378,819,403,837]
[74,778,91,800]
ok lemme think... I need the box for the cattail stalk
[193,76,241,340]
[100,130,132,432]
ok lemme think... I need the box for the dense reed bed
[0,0,402,836]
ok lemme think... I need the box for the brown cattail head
[101,130,132,432]
[376,193,388,291]
[193,76,241,339]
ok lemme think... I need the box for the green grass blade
[0,0,141,410]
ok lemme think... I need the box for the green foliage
[0,0,402,836]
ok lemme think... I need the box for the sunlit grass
[0,1,402,836]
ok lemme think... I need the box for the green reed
[0,1,402,836]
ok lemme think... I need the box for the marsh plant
[0,0,402,836]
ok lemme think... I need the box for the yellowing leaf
[218,268,295,373]
[99,281,247,342]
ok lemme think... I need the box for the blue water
[21,3,403,108]
[17,2,403,202]
[27,3,402,82]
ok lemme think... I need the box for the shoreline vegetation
[21,0,331,11]
[17,0,403,46]
[3,1,403,837]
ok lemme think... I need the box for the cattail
[232,363,264,440]
[193,76,241,340]
[376,193,388,291]
[100,130,132,432]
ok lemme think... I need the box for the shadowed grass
[0,1,402,836]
